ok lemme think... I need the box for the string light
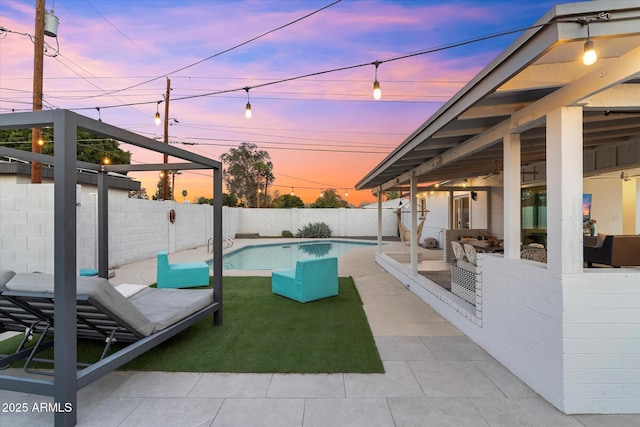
[244,87,252,119]
[320,189,324,197]
[372,61,382,100]
[581,19,597,65]
[290,187,295,196]
[345,189,349,197]
[154,101,161,125]
[102,156,111,165]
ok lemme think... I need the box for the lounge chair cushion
[0,270,16,290]
[128,287,214,332]
[6,273,155,337]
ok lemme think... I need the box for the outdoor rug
[419,269,451,290]
[0,276,384,374]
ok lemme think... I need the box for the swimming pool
[215,240,377,270]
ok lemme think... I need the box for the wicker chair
[520,248,547,263]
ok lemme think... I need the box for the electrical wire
[80,0,343,99]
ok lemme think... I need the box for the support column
[377,188,383,252]
[213,167,223,324]
[97,171,109,278]
[503,133,521,259]
[546,106,583,274]
[410,176,418,275]
[53,110,78,426]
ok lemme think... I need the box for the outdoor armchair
[271,257,339,303]
[157,250,210,288]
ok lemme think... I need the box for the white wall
[583,177,624,235]
[379,251,640,414]
[0,184,397,273]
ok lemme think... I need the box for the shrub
[282,230,294,238]
[296,222,332,238]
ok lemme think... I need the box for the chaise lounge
[0,270,218,380]
[272,257,339,303]
[157,250,210,288]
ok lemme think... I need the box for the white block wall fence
[0,184,398,273]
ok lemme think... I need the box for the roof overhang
[356,0,640,193]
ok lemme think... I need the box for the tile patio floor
[1,240,637,426]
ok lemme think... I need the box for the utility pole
[162,77,171,200]
[31,0,45,183]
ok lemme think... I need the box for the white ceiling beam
[580,84,640,109]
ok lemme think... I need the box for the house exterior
[356,1,640,414]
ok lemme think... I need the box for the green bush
[282,230,294,238]
[296,222,332,238]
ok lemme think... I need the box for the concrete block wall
[1,184,397,273]
[0,183,55,273]
[225,207,397,238]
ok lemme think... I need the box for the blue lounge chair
[271,257,339,303]
[157,250,209,289]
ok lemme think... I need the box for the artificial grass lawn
[1,276,384,374]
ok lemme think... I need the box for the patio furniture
[450,241,466,264]
[450,244,480,306]
[583,235,640,267]
[520,248,547,263]
[398,218,425,247]
[271,257,338,303]
[0,271,218,375]
[157,250,209,288]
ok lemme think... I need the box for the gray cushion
[6,273,155,337]
[128,287,214,332]
[0,270,16,290]
[455,259,478,273]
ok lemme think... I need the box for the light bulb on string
[580,18,597,66]
[244,87,252,119]
[290,187,295,196]
[154,101,161,125]
[372,61,382,100]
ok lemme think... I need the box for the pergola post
[53,109,78,427]
[546,106,584,274]
[410,176,418,275]
[97,171,109,279]
[503,132,521,259]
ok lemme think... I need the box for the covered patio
[357,0,640,414]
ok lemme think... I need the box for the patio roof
[356,0,640,192]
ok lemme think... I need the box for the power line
[79,0,343,99]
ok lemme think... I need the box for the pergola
[356,0,640,415]
[0,109,223,426]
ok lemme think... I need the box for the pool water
[216,240,376,270]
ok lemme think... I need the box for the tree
[312,189,349,208]
[271,193,304,208]
[153,173,172,200]
[384,191,400,201]
[220,142,274,208]
[195,193,238,207]
[0,128,132,167]
[181,189,188,203]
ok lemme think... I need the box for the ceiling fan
[590,171,640,181]
[482,160,502,180]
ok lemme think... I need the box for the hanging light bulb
[345,189,349,197]
[290,187,295,196]
[583,39,597,65]
[580,19,597,66]
[37,137,45,146]
[102,157,111,165]
[96,107,102,122]
[320,189,324,197]
[244,87,252,119]
[372,61,382,100]
[154,101,161,125]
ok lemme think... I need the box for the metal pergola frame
[0,109,223,426]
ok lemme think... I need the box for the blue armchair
[157,250,210,289]
[271,257,339,303]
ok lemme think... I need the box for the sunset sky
[0,0,568,205]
